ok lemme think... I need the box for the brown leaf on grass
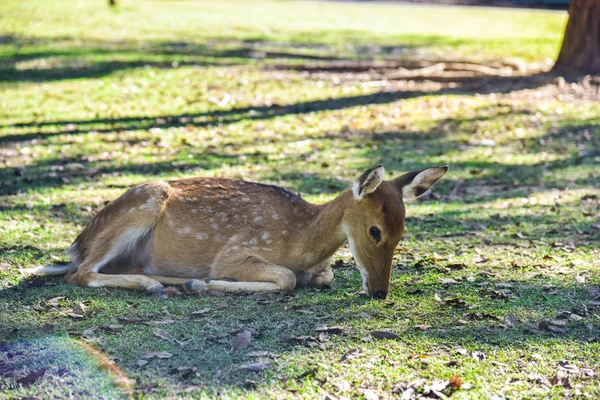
[504,314,518,327]
[445,263,467,270]
[370,331,399,340]
[137,351,172,367]
[247,292,269,301]
[340,349,363,362]
[16,368,47,385]
[550,369,571,388]
[169,366,198,379]
[246,351,273,357]
[191,308,211,315]
[414,324,431,331]
[587,288,600,299]
[443,297,467,308]
[558,361,579,374]
[152,328,174,341]
[449,374,463,389]
[240,362,271,372]
[232,330,252,350]
[47,296,66,307]
[162,287,182,297]
[315,325,344,334]
[539,319,568,333]
[358,388,379,400]
[38,324,55,333]
[140,351,172,360]
[439,278,459,285]
[72,302,88,314]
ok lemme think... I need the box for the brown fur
[33,165,448,298]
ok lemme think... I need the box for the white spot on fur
[212,223,219,229]
[261,232,270,240]
[139,198,155,210]
[282,230,289,235]
[178,226,192,235]
[272,213,279,220]
[196,233,209,240]
[254,216,263,223]
[232,245,240,250]
[249,238,258,247]
[129,207,136,213]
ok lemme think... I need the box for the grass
[1,0,599,398]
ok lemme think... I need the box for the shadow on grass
[1,268,598,396]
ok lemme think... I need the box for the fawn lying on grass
[25,165,447,299]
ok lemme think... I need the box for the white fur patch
[91,227,149,273]
[342,224,370,294]
[139,198,155,210]
[195,233,209,240]
[178,226,192,235]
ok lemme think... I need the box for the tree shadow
[0,269,598,396]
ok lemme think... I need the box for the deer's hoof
[146,283,164,293]
[185,279,208,293]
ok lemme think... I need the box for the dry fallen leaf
[358,388,379,400]
[191,308,212,315]
[439,278,459,285]
[240,362,271,372]
[47,296,66,307]
[152,328,174,342]
[140,351,172,360]
[414,324,431,331]
[370,331,399,340]
[449,374,463,389]
[504,314,518,327]
[16,368,47,385]
[550,368,571,388]
[162,287,183,297]
[232,329,252,350]
[587,288,600,299]
[539,319,568,333]
[315,325,344,334]
[72,302,88,314]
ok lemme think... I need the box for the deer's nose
[373,290,388,299]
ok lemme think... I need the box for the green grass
[1,0,599,399]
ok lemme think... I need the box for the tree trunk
[108,0,116,6]
[553,0,600,74]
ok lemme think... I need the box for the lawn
[1,0,599,399]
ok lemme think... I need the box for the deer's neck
[296,190,351,266]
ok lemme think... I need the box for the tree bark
[108,0,116,6]
[553,0,600,74]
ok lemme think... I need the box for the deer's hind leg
[65,181,171,292]
[186,249,297,294]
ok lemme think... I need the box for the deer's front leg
[186,251,297,294]
[308,268,334,289]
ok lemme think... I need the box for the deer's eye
[369,226,381,243]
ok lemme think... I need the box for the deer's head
[342,165,448,299]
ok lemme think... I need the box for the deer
[24,164,447,299]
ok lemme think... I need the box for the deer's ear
[392,165,448,201]
[353,165,385,200]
